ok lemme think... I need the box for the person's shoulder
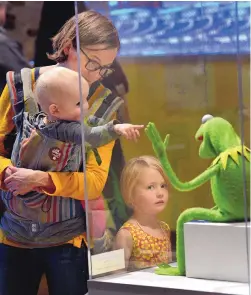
[116,224,133,244]
[120,219,138,232]
[4,65,50,81]
[4,66,34,76]
[0,33,12,59]
[0,31,21,54]
[0,28,10,44]
[160,221,171,232]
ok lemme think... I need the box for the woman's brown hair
[48,10,120,63]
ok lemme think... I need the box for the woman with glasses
[0,10,122,295]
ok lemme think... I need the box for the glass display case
[76,1,250,294]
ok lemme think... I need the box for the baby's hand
[114,123,144,142]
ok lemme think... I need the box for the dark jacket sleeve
[0,36,30,94]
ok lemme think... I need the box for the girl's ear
[128,198,134,209]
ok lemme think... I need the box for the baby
[114,156,172,271]
[19,67,144,171]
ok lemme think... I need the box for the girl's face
[132,167,169,215]
[68,44,118,85]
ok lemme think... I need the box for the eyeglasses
[80,49,115,78]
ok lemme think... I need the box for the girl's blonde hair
[120,155,168,207]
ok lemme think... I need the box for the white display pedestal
[184,221,250,283]
[88,266,249,295]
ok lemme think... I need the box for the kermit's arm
[145,122,220,191]
[160,155,220,191]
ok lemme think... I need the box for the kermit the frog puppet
[145,114,250,276]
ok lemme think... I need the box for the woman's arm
[4,140,115,200]
[0,85,15,189]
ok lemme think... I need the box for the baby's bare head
[35,67,89,121]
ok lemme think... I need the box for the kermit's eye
[202,114,213,124]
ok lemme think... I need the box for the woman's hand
[3,166,14,180]
[1,166,16,190]
[4,166,54,196]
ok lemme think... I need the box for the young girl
[114,155,172,271]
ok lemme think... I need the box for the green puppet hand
[145,122,170,159]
